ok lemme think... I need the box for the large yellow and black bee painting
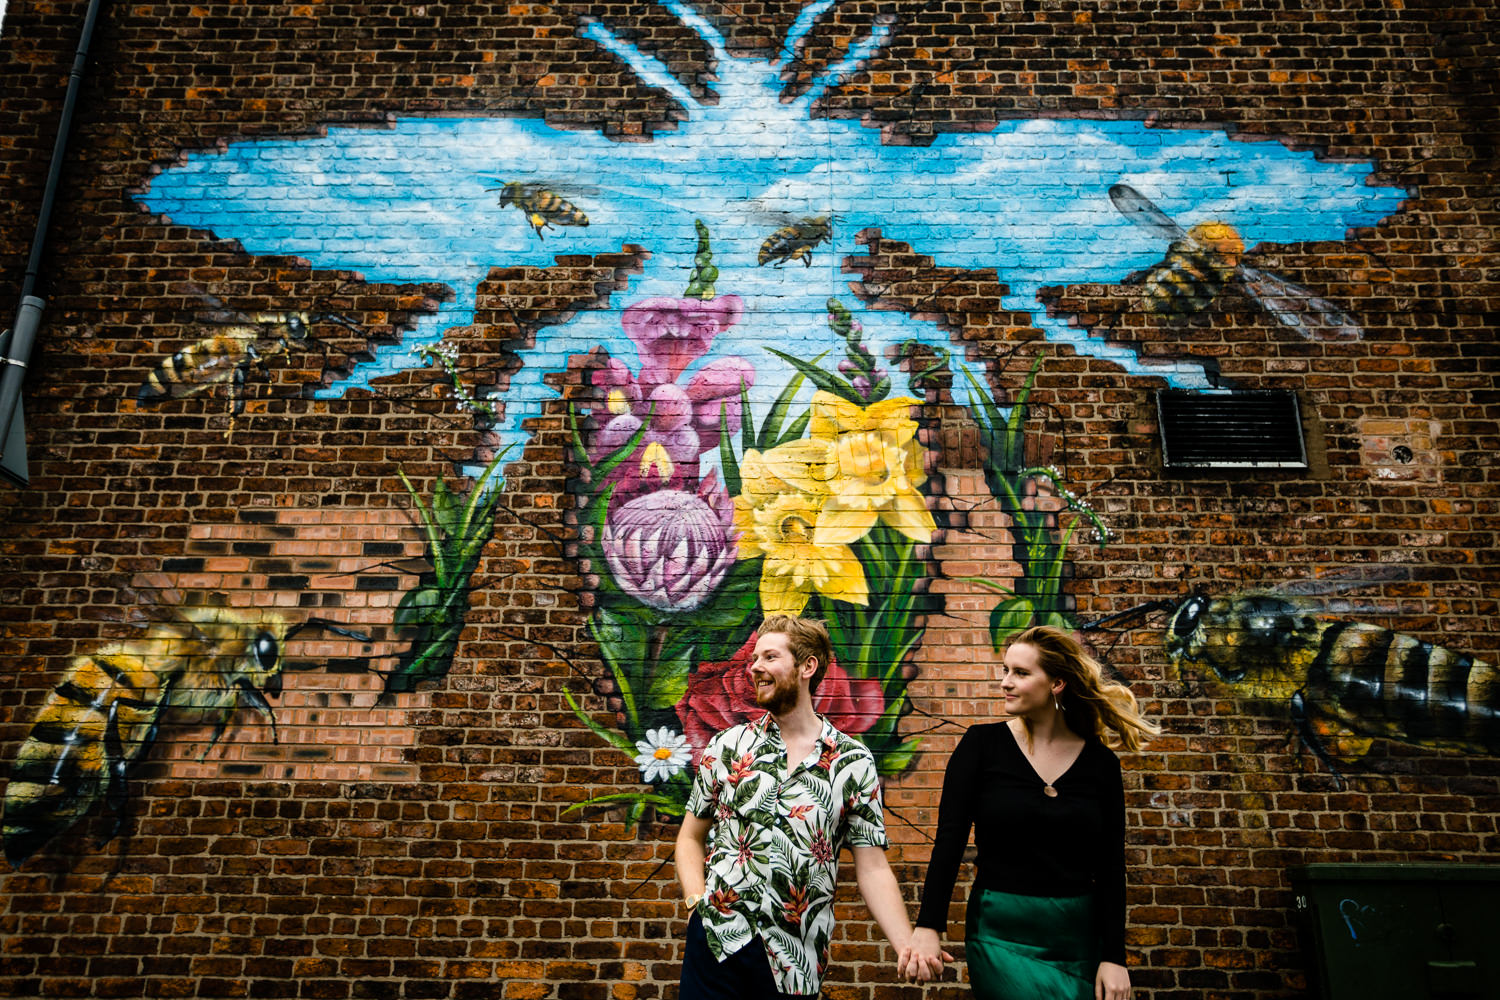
[2,607,368,867]
[1109,183,1362,341]
[1090,583,1498,780]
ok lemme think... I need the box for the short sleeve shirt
[685,713,888,996]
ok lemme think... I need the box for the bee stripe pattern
[1309,621,1498,753]
[1393,634,1442,735]
[758,217,832,268]
[1309,620,1386,714]
[1160,590,1499,774]
[496,182,589,240]
[1142,242,1230,315]
[4,608,366,867]
[137,336,242,402]
[3,647,181,865]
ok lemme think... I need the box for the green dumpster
[1289,864,1500,1000]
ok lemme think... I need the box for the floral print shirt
[685,713,888,996]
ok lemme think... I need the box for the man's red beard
[753,671,800,716]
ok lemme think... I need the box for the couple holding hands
[673,615,1157,1000]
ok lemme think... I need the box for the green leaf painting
[386,447,511,697]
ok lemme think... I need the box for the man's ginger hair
[757,615,833,694]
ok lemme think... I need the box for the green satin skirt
[965,889,1097,1000]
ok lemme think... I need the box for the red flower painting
[675,633,884,762]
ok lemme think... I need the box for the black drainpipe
[0,0,108,487]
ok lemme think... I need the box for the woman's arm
[914,726,982,932]
[904,729,983,980]
[1095,750,1128,965]
[1088,747,1129,998]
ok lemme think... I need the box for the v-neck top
[915,722,1127,964]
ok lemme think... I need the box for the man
[674,614,948,998]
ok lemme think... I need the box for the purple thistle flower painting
[602,473,739,613]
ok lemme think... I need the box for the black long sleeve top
[914,722,1128,965]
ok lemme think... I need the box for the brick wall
[1,2,1496,999]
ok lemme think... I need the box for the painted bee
[758,215,832,268]
[136,305,360,432]
[2,609,369,867]
[491,180,590,240]
[1109,183,1361,341]
[1085,583,1499,780]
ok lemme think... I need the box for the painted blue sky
[136,0,1406,461]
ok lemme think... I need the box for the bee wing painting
[1108,182,1364,340]
[1236,264,1362,341]
[1272,565,1408,611]
[726,193,838,267]
[1109,184,1237,318]
[1108,183,1190,242]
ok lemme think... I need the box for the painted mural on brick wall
[109,1,1495,790]
[133,0,1405,429]
[0,445,513,866]
[562,226,946,818]
[15,0,1499,865]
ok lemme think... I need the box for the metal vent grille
[1156,389,1307,469]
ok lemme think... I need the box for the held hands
[897,927,954,983]
[1095,960,1130,1000]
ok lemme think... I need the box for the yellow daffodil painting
[763,392,935,548]
[732,392,934,616]
[732,482,869,616]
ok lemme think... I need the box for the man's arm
[854,846,950,981]
[852,846,914,951]
[675,813,712,904]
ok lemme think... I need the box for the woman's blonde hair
[1010,625,1159,751]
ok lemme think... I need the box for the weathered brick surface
[2,2,1498,999]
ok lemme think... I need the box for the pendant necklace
[1043,783,1058,798]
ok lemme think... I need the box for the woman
[901,625,1158,1000]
